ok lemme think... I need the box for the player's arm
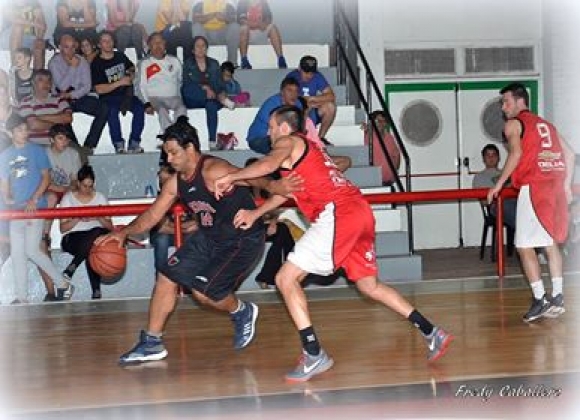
[488,120,522,203]
[234,194,288,230]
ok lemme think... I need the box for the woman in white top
[59,165,114,299]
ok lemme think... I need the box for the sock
[299,326,320,356]
[147,331,162,339]
[551,277,563,297]
[408,310,434,337]
[530,280,545,300]
[230,300,245,315]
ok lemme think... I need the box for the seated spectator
[8,47,34,106]
[221,60,250,107]
[59,164,114,300]
[149,164,198,272]
[105,0,148,60]
[136,32,187,132]
[237,0,286,69]
[192,0,239,64]
[48,34,109,153]
[472,143,517,231]
[91,30,145,153]
[0,69,8,90]
[155,0,194,58]
[287,55,336,143]
[362,110,401,186]
[0,113,67,302]
[0,0,47,69]
[53,0,98,47]
[181,35,234,149]
[17,69,73,146]
[79,34,98,64]
[246,77,300,154]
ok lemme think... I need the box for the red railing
[1,185,577,278]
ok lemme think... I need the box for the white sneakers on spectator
[223,98,236,110]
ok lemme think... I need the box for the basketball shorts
[288,200,378,281]
[515,185,554,248]
[159,230,265,301]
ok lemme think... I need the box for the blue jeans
[248,136,272,154]
[71,95,109,148]
[103,94,145,148]
[181,84,222,142]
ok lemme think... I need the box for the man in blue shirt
[286,55,336,143]
[246,77,301,154]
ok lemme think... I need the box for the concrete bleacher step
[375,231,410,256]
[376,254,423,282]
[344,166,381,188]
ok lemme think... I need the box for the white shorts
[515,185,554,248]
[287,203,335,276]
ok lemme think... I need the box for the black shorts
[159,230,265,301]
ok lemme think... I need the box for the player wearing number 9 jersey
[488,82,575,323]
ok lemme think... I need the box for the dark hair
[220,61,235,74]
[49,123,73,139]
[193,35,209,49]
[5,112,27,131]
[481,143,500,157]
[77,165,95,183]
[160,116,201,152]
[14,47,32,58]
[500,82,529,107]
[147,31,165,45]
[79,34,97,48]
[279,77,299,91]
[32,69,52,82]
[97,30,116,43]
[271,105,304,134]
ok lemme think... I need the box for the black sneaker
[523,294,550,322]
[43,293,61,302]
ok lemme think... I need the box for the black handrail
[334,0,415,253]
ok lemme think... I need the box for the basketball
[89,240,127,281]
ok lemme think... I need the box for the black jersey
[177,155,263,240]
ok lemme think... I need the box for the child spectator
[0,113,67,302]
[221,61,250,107]
[8,47,34,106]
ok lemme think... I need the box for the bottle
[145,184,154,198]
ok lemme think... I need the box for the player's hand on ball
[234,209,259,230]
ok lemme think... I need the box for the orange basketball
[89,240,127,281]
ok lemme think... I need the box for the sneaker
[208,141,219,151]
[119,330,168,365]
[127,146,144,154]
[91,290,102,300]
[43,293,60,302]
[223,98,235,111]
[278,56,288,69]
[114,144,126,154]
[426,327,454,362]
[56,281,75,301]
[241,56,252,70]
[523,294,551,322]
[285,349,334,382]
[230,301,259,350]
[544,294,565,318]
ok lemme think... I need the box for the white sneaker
[223,98,235,110]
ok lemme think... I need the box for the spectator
[0,82,12,151]
[105,0,148,60]
[287,55,336,142]
[48,34,109,153]
[136,32,187,132]
[154,0,194,58]
[181,35,234,149]
[59,164,114,300]
[149,164,198,272]
[17,69,73,146]
[0,113,67,302]
[0,69,8,90]
[362,110,401,186]
[221,60,250,107]
[79,34,98,64]
[192,0,239,64]
[473,143,517,230]
[53,0,98,47]
[8,47,34,106]
[91,30,145,154]
[237,0,286,69]
[0,0,47,69]
[246,76,301,154]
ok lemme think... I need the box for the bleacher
[0,45,421,303]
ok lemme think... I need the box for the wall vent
[465,47,535,73]
[385,49,456,76]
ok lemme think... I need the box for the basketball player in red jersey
[488,83,575,322]
[214,105,453,382]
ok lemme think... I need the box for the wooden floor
[2,247,580,420]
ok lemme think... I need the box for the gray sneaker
[523,294,550,322]
[56,281,75,301]
[544,294,565,318]
[426,327,454,362]
[285,349,334,382]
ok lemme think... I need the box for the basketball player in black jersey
[97,116,300,364]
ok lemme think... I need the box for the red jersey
[279,134,364,222]
[511,110,569,242]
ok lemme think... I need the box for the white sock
[551,277,563,297]
[231,300,245,314]
[530,281,545,300]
